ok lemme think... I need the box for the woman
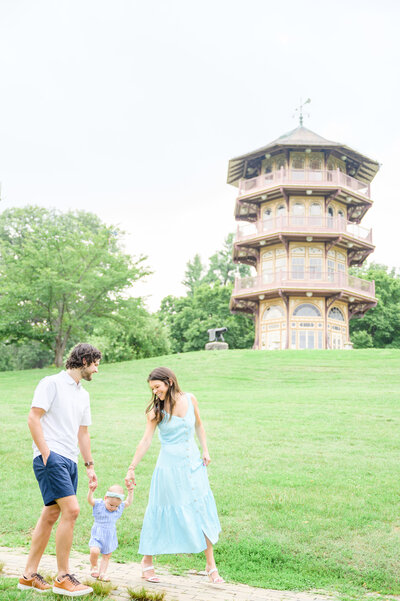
[125,367,223,584]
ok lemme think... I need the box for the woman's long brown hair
[146,367,182,424]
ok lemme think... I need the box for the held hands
[86,467,98,490]
[125,467,136,490]
[203,451,211,467]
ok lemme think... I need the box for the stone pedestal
[205,342,229,351]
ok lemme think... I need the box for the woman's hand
[202,451,211,466]
[125,467,136,489]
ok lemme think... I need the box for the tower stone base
[205,342,229,351]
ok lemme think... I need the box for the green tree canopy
[89,297,171,363]
[159,282,254,352]
[0,206,149,365]
[182,253,205,295]
[161,233,254,352]
[204,232,250,285]
[349,263,400,348]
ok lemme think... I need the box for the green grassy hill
[2,349,400,600]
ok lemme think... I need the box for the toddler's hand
[89,481,97,491]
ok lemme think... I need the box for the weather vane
[293,98,311,126]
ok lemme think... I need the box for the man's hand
[86,467,97,490]
[42,448,51,466]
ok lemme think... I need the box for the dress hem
[138,535,220,556]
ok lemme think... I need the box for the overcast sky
[0,0,399,311]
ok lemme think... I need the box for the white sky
[0,0,399,311]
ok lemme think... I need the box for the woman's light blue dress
[139,393,221,555]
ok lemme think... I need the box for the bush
[0,341,53,371]
[351,331,373,349]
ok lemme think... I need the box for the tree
[0,206,149,365]
[182,254,205,295]
[349,263,400,348]
[204,233,250,285]
[89,298,171,363]
[0,340,53,372]
[160,233,254,352]
[159,282,254,352]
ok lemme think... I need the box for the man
[18,343,101,596]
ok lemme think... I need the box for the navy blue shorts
[33,451,78,506]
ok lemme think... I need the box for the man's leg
[23,504,60,577]
[54,495,80,578]
[52,494,93,596]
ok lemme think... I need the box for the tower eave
[227,126,380,187]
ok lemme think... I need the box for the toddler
[88,483,133,581]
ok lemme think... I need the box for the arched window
[327,205,334,228]
[310,202,322,226]
[328,307,345,321]
[293,304,321,317]
[262,250,273,283]
[310,203,321,215]
[263,207,273,231]
[292,202,305,215]
[292,202,305,227]
[310,158,322,170]
[292,156,305,169]
[292,155,305,182]
[262,305,284,320]
[277,204,286,216]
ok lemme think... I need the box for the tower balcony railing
[236,215,372,243]
[233,270,375,298]
[238,168,371,198]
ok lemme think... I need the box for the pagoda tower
[228,125,379,350]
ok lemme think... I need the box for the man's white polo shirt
[31,371,92,463]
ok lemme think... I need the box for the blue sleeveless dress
[138,393,221,555]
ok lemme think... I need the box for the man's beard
[80,368,92,381]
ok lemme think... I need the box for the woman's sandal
[141,565,160,583]
[90,569,100,579]
[206,567,225,584]
[98,573,110,582]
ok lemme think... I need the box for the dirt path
[0,546,337,601]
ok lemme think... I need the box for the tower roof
[268,126,339,147]
[227,126,380,186]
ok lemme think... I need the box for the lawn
[2,349,400,600]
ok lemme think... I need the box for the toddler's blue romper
[89,499,125,554]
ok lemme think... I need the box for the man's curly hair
[65,343,102,369]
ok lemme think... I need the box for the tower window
[262,305,284,320]
[293,304,321,317]
[310,203,322,216]
[292,157,305,169]
[328,307,345,321]
[310,158,322,170]
[292,202,305,215]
